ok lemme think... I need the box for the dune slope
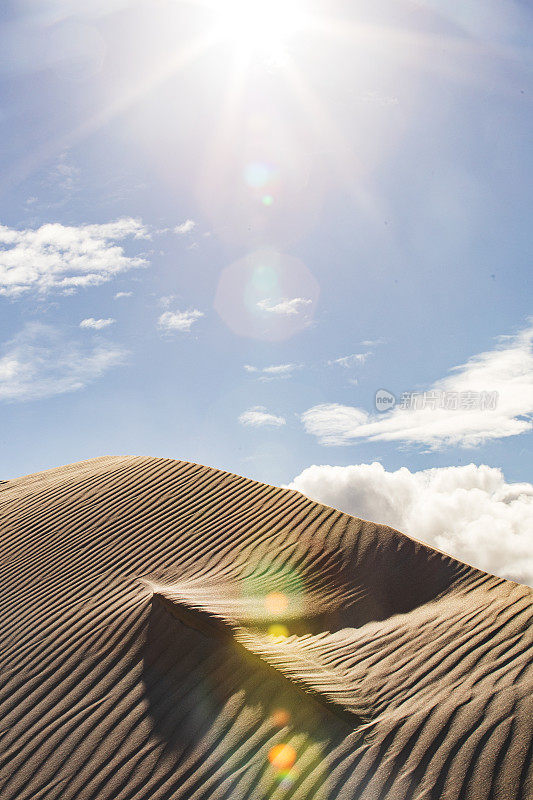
[0,455,531,800]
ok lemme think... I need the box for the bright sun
[211,0,308,58]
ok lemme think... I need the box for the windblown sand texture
[0,456,531,800]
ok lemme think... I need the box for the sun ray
[307,14,527,97]
[0,31,216,194]
[203,0,310,61]
[280,57,385,223]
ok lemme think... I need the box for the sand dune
[0,455,531,800]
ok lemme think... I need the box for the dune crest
[0,456,531,800]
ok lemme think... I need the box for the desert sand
[0,455,531,800]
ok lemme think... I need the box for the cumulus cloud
[244,363,301,380]
[174,219,196,235]
[257,297,312,316]
[0,218,149,297]
[303,322,533,448]
[289,462,533,586]
[158,309,204,333]
[0,323,126,402]
[80,317,115,330]
[239,406,286,427]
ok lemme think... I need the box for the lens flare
[271,708,291,727]
[244,161,277,189]
[243,262,280,315]
[265,590,289,615]
[278,772,297,790]
[268,623,289,638]
[243,162,280,207]
[214,250,319,342]
[268,743,297,771]
[210,0,308,59]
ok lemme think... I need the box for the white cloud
[158,309,204,333]
[0,218,149,297]
[0,323,126,402]
[51,153,80,192]
[303,404,369,445]
[303,322,533,448]
[288,462,533,586]
[263,364,299,375]
[239,406,286,427]
[80,317,116,330]
[257,297,312,316]
[174,219,196,235]
[328,352,370,368]
[158,295,175,308]
[244,363,301,380]
[114,291,132,299]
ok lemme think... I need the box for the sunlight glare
[212,0,308,58]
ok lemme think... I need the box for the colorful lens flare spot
[244,161,277,189]
[278,773,296,790]
[262,194,274,206]
[268,623,289,638]
[243,262,280,316]
[265,590,289,615]
[214,250,319,342]
[268,743,297,771]
[271,708,291,727]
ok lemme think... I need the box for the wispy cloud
[289,462,533,585]
[158,309,204,333]
[0,323,126,402]
[174,219,196,235]
[0,218,149,297]
[158,295,175,309]
[328,352,370,368]
[50,152,80,193]
[244,363,301,380]
[257,297,312,316]
[302,322,533,448]
[239,406,286,427]
[80,318,116,330]
[114,291,132,299]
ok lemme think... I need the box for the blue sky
[1,0,532,499]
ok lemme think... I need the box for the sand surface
[0,455,531,799]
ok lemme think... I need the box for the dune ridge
[0,455,531,800]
